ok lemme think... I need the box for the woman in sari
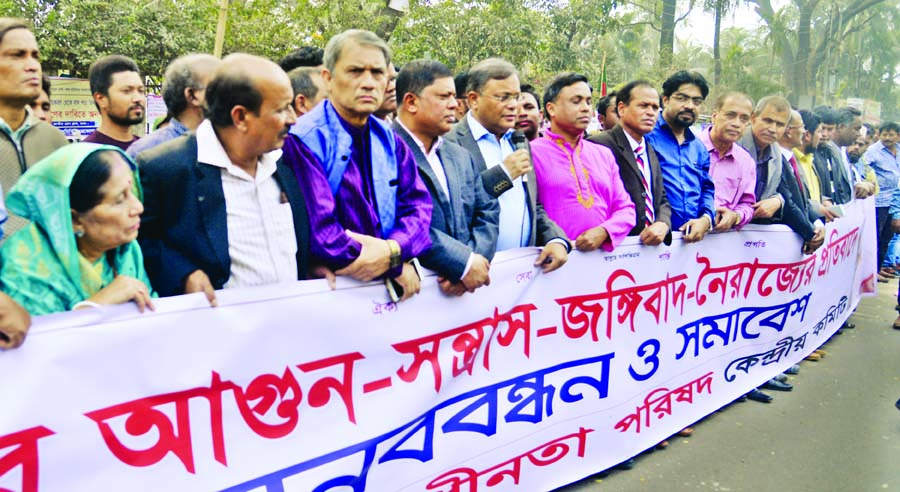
[0,143,154,315]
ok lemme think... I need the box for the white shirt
[196,120,298,289]
[396,119,475,278]
[624,129,652,200]
[467,112,531,251]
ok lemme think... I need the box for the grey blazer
[445,116,569,248]
[394,123,500,281]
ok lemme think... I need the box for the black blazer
[137,133,310,297]
[588,126,673,244]
[445,117,569,248]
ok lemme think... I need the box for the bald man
[138,54,310,304]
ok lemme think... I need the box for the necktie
[634,145,655,226]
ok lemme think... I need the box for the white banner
[0,199,876,492]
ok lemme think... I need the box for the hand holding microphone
[505,130,532,182]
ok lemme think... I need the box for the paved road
[556,282,900,492]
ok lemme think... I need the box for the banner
[0,199,876,492]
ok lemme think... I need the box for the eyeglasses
[486,92,520,104]
[670,93,704,106]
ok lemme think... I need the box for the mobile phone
[384,259,423,303]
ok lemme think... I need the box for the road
[556,282,900,492]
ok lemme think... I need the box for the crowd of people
[0,16,898,456]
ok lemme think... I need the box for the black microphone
[511,130,529,183]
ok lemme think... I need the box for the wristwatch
[387,239,402,269]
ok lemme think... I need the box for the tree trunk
[713,0,722,85]
[659,0,676,67]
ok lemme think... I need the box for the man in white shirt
[137,54,311,304]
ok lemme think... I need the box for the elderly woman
[0,144,154,315]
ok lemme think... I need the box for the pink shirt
[532,130,636,251]
[700,127,756,229]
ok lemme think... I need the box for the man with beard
[645,71,714,242]
[374,62,398,121]
[699,92,756,231]
[393,59,499,296]
[530,72,635,252]
[779,109,836,222]
[83,55,145,151]
[137,54,310,305]
[588,80,672,246]
[740,96,823,254]
[282,30,433,302]
[516,84,542,141]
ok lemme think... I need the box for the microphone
[511,130,529,183]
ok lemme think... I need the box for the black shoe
[774,373,789,383]
[747,388,774,403]
[616,458,636,470]
[896,397,900,411]
[841,322,855,329]
[762,378,793,391]
[784,364,800,375]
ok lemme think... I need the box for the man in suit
[588,80,672,246]
[137,53,310,305]
[394,59,500,296]
[739,95,824,254]
[444,57,569,273]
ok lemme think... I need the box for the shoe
[896,397,900,411]
[774,373,789,383]
[784,364,800,375]
[879,269,898,278]
[814,349,827,358]
[616,458,636,470]
[747,388,774,403]
[805,352,822,361]
[677,427,694,437]
[877,274,890,283]
[893,315,900,330]
[841,322,856,329]
[655,440,669,450]
[762,378,793,391]
[884,267,900,276]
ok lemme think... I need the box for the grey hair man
[127,54,220,158]
[287,66,326,117]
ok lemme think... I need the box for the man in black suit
[588,80,672,246]
[394,59,500,296]
[444,57,569,273]
[137,54,310,304]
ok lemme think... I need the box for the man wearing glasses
[445,57,569,273]
[645,71,715,243]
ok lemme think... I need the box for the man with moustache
[645,71,715,243]
[739,96,823,254]
[282,30,432,302]
[0,19,67,237]
[516,84,542,141]
[445,57,569,273]
[393,59,499,296]
[865,122,900,278]
[530,72,634,252]
[83,55,145,151]
[699,92,756,231]
[137,54,310,306]
[27,74,51,123]
[588,80,672,246]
